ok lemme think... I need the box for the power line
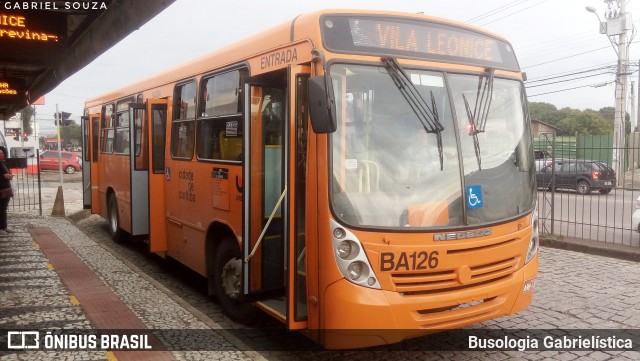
[526,71,615,88]
[528,82,614,97]
[478,0,550,27]
[517,37,611,64]
[522,46,612,69]
[527,67,640,97]
[525,61,618,82]
[525,64,616,84]
[466,0,530,24]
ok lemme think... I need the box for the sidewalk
[0,190,263,360]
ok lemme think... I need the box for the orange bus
[82,9,538,349]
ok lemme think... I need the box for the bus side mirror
[308,76,337,134]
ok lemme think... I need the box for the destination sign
[321,15,520,71]
[0,11,65,63]
[0,78,26,106]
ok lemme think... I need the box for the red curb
[29,226,177,361]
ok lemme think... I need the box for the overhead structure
[0,0,175,119]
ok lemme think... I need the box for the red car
[39,151,82,174]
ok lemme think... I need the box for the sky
[28,0,640,135]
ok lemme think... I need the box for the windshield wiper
[382,57,445,171]
[463,68,495,171]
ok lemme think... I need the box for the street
[538,189,640,246]
[71,212,640,359]
[13,171,639,359]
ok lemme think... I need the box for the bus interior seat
[358,160,380,193]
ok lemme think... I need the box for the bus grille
[391,257,519,295]
[414,296,506,329]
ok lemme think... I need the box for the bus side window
[196,69,244,162]
[171,81,196,159]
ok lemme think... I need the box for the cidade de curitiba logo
[4,331,153,351]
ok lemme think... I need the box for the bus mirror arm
[309,49,337,134]
[245,184,288,263]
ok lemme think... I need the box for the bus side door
[129,100,168,251]
[243,79,288,304]
[82,113,100,213]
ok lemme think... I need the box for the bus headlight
[337,241,351,259]
[347,261,363,280]
[525,210,539,264]
[330,220,381,289]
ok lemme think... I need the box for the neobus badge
[434,229,492,241]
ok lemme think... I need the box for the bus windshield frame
[328,62,535,231]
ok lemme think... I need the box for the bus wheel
[107,194,126,243]
[213,237,255,323]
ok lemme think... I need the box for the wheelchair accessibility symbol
[466,185,483,209]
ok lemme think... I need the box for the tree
[529,102,627,136]
[18,105,34,135]
[556,112,611,136]
[528,102,563,126]
[596,106,630,134]
[59,122,81,149]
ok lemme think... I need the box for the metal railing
[537,132,640,247]
[6,154,42,215]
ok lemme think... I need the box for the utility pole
[632,81,636,133]
[612,0,628,186]
[590,1,632,185]
[55,104,63,184]
[637,59,640,132]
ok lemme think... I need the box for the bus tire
[213,237,255,323]
[107,194,126,243]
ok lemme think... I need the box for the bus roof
[85,9,516,108]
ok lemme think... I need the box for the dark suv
[537,159,616,195]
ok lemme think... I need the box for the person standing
[0,146,14,234]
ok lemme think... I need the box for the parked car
[39,150,82,174]
[536,159,615,195]
[535,151,551,171]
[534,150,550,159]
[632,196,640,233]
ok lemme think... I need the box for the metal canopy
[0,0,175,119]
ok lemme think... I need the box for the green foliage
[556,112,611,135]
[18,106,34,135]
[529,102,622,136]
[60,122,82,147]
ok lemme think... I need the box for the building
[531,119,562,138]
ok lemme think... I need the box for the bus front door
[129,100,168,251]
[287,65,311,330]
[243,80,288,319]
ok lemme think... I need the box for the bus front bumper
[321,254,538,349]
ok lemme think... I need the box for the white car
[632,196,640,232]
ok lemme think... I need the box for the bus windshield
[329,63,535,229]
